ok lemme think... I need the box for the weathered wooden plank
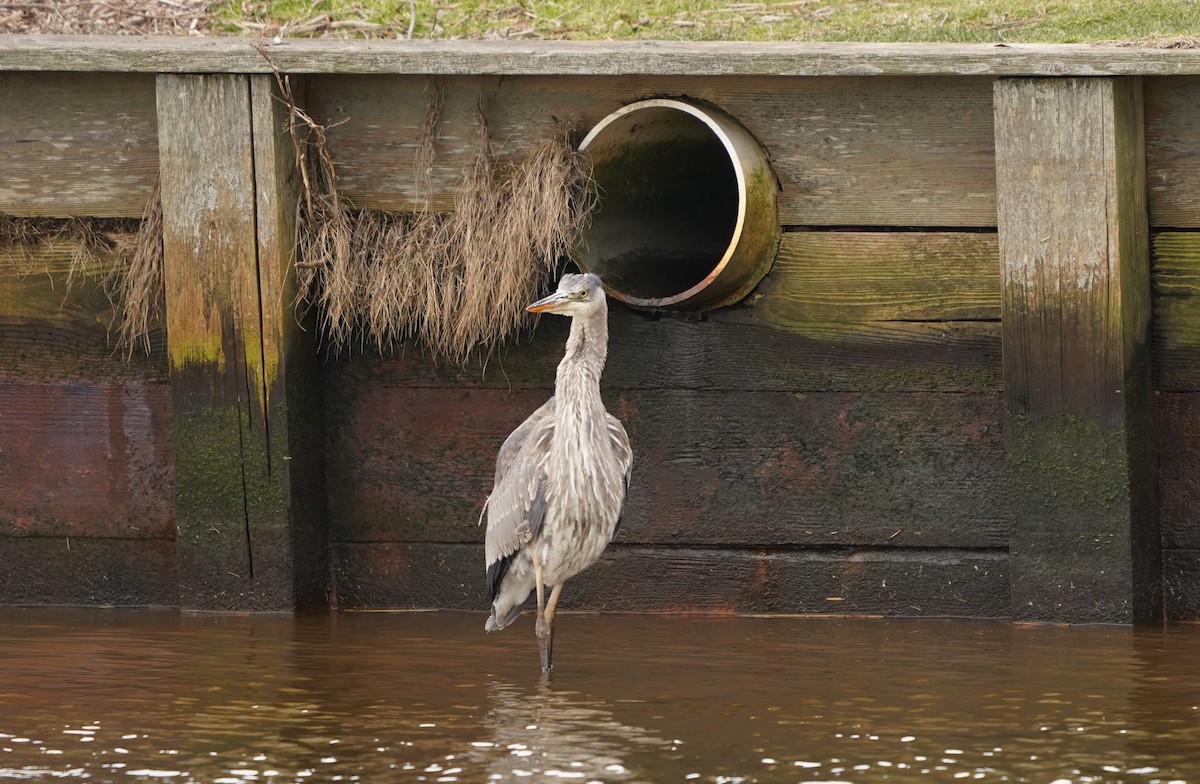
[323,386,1006,549]
[160,73,326,611]
[1164,549,1200,621]
[250,74,331,610]
[0,73,158,217]
[1151,232,1200,390]
[995,76,1158,623]
[0,380,172,539]
[0,234,167,381]
[333,542,1009,618]
[759,231,1000,321]
[1145,77,1200,228]
[309,74,997,227]
[321,309,1002,395]
[4,37,1200,77]
[1155,394,1200,552]
[0,536,176,607]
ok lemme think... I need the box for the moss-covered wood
[1151,232,1200,391]
[159,73,328,611]
[995,76,1159,623]
[0,236,166,380]
[759,231,1000,322]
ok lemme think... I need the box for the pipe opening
[574,99,779,310]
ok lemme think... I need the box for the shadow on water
[1,608,1199,782]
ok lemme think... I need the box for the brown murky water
[2,609,1199,783]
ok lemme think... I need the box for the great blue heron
[484,272,633,673]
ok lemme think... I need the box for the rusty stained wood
[332,541,1009,618]
[0,73,158,218]
[0,380,173,540]
[5,36,1200,77]
[308,74,998,227]
[159,73,323,611]
[321,384,1006,550]
[994,76,1158,623]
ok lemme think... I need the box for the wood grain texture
[760,231,1000,321]
[1164,548,1200,621]
[159,73,298,611]
[994,76,1158,623]
[1156,393,1200,552]
[4,36,1200,77]
[332,542,1009,618]
[319,276,1004,397]
[0,237,167,381]
[322,385,1005,549]
[996,77,1151,424]
[0,73,157,217]
[1152,232,1200,391]
[0,536,176,607]
[250,74,331,609]
[0,380,173,539]
[1145,76,1200,228]
[309,74,997,227]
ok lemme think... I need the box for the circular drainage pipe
[573,98,781,310]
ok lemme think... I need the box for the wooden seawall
[2,38,1199,622]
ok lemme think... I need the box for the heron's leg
[533,560,551,672]
[543,582,564,671]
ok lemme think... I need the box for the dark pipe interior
[577,110,740,302]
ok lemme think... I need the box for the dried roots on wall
[284,80,596,365]
[0,179,164,358]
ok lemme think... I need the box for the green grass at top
[212,0,1200,43]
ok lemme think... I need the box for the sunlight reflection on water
[0,609,1198,783]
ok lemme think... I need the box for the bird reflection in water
[463,681,667,782]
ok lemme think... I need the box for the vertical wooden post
[158,73,328,611]
[995,77,1160,623]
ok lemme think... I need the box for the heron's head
[526,272,605,317]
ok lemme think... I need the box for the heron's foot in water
[535,614,553,673]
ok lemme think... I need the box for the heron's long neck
[555,298,608,410]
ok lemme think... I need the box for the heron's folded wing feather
[605,412,633,537]
[485,405,554,570]
[494,398,554,486]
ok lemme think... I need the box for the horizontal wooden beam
[332,542,1010,618]
[323,387,1005,549]
[4,37,1200,77]
[312,74,998,227]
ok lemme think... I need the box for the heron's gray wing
[485,402,554,599]
[605,412,633,537]
[494,397,554,486]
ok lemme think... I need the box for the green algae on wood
[995,76,1159,623]
[158,73,328,611]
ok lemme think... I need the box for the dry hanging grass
[276,67,596,364]
[0,182,164,358]
[114,178,165,358]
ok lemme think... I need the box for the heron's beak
[527,291,571,314]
